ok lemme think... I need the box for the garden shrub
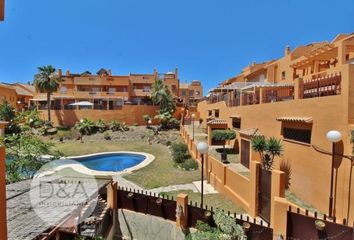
[211,130,236,141]
[188,209,246,240]
[168,118,180,129]
[171,143,190,164]
[180,158,198,170]
[103,132,111,140]
[95,119,107,133]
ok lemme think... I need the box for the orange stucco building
[179,80,203,106]
[0,83,34,111]
[198,33,354,221]
[31,68,203,126]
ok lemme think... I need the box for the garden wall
[40,106,184,127]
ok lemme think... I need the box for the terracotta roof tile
[276,117,313,123]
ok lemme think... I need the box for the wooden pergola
[291,44,338,69]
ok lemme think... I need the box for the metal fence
[117,187,273,239]
[287,206,354,239]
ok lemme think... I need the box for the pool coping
[56,151,155,177]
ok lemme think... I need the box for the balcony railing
[132,89,151,97]
[302,73,341,99]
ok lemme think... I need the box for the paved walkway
[113,175,220,195]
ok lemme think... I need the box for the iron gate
[258,168,272,223]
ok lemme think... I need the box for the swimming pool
[73,152,147,172]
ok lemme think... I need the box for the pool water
[75,153,146,172]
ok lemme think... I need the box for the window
[196,91,200,96]
[215,110,219,118]
[60,86,67,94]
[281,71,286,80]
[208,110,212,116]
[283,127,311,144]
[181,90,186,96]
[189,90,194,96]
[232,118,241,129]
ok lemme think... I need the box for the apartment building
[32,68,202,110]
[179,80,203,106]
[198,33,354,221]
[0,83,34,110]
[30,68,203,126]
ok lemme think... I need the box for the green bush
[109,120,121,132]
[168,118,180,129]
[180,158,198,170]
[95,119,107,133]
[74,118,96,135]
[171,143,190,164]
[103,132,111,140]
[211,130,236,141]
[188,209,246,240]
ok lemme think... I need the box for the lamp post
[181,107,185,126]
[148,119,152,128]
[326,130,342,219]
[197,142,209,207]
[192,113,196,141]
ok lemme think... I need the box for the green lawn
[161,190,245,214]
[54,140,200,189]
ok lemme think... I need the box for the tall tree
[151,78,175,114]
[33,65,61,122]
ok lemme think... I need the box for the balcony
[301,73,341,99]
[132,89,151,97]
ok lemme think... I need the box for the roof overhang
[239,128,261,138]
[207,118,228,126]
[276,116,313,123]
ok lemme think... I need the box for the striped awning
[276,117,313,123]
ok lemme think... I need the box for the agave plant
[74,118,96,142]
[109,120,121,132]
[95,119,107,133]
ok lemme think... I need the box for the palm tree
[34,65,61,123]
[151,78,175,114]
[251,135,282,170]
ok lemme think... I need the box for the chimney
[58,69,62,77]
[153,69,158,79]
[175,67,179,79]
[108,69,112,76]
[285,45,291,56]
[0,0,4,21]
[66,70,71,76]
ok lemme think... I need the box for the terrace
[208,82,295,107]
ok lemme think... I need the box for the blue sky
[0,0,353,92]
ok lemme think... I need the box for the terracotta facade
[198,33,354,221]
